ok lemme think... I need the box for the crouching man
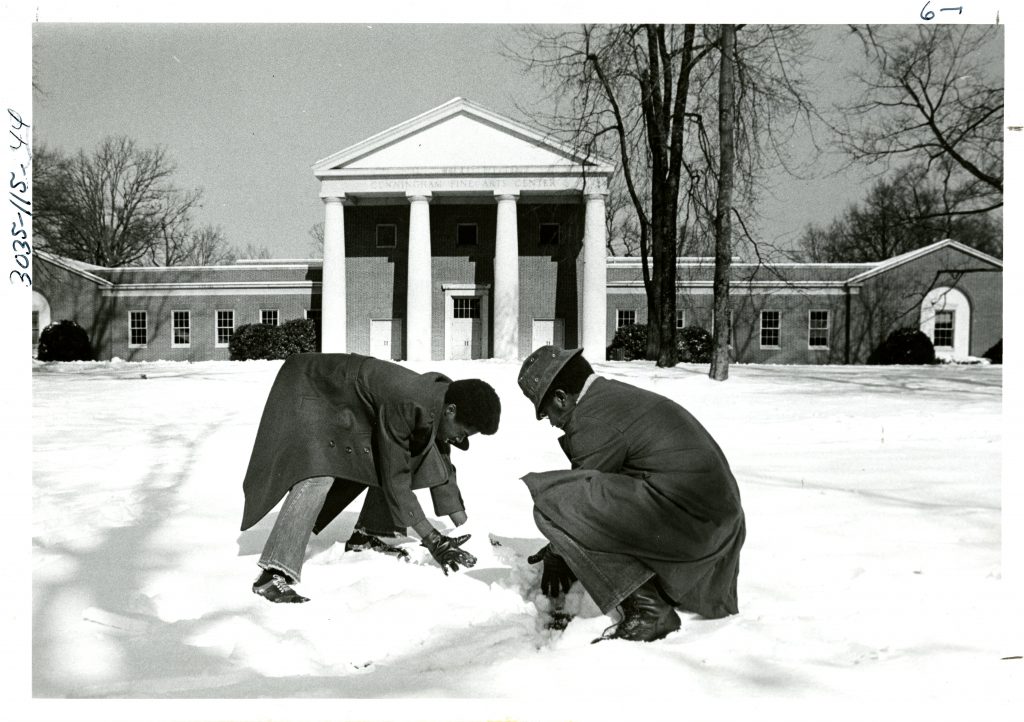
[240,352,501,603]
[518,346,745,642]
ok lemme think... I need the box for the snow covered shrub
[983,339,1002,364]
[229,323,281,360]
[676,326,712,363]
[607,323,647,361]
[868,327,936,365]
[277,318,317,356]
[36,319,93,361]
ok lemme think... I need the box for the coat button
[362,447,370,454]
[346,446,353,453]
[328,440,335,448]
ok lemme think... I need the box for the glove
[421,529,477,576]
[527,544,577,597]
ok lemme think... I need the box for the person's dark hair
[445,379,501,435]
[540,353,594,409]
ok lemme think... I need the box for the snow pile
[27,359,1019,720]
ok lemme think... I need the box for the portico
[312,98,613,362]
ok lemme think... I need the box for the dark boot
[593,578,681,643]
[345,529,410,561]
[252,568,309,604]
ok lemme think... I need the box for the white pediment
[314,98,612,175]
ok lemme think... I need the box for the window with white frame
[539,223,560,246]
[934,310,954,347]
[305,309,321,322]
[261,309,279,326]
[616,309,636,328]
[456,223,478,246]
[129,311,147,347]
[453,296,481,319]
[376,223,397,249]
[172,310,191,347]
[808,310,829,349]
[675,309,686,329]
[760,310,781,348]
[216,310,235,347]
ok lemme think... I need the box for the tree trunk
[710,25,736,381]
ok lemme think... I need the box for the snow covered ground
[23,357,1022,720]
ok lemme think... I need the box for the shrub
[37,319,93,361]
[867,327,936,365]
[607,323,647,361]
[277,318,317,356]
[982,338,1002,364]
[229,323,282,360]
[676,325,713,363]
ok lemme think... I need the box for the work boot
[345,529,410,561]
[592,578,681,643]
[252,569,309,603]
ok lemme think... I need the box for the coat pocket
[298,396,378,484]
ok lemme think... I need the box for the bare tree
[838,24,1003,212]
[308,221,325,258]
[511,24,711,366]
[32,136,208,266]
[710,25,737,381]
[798,162,1002,262]
[511,25,818,369]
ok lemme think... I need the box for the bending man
[240,352,501,603]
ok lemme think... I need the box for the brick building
[31,99,1003,365]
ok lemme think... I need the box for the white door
[370,319,398,360]
[450,297,482,360]
[532,318,564,350]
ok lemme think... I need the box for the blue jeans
[533,508,653,614]
[258,477,400,582]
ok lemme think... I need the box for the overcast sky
[26,9,1009,262]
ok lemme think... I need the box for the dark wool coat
[240,353,464,533]
[523,376,745,619]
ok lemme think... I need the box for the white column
[493,191,520,360]
[582,192,607,361]
[320,195,346,352]
[406,193,433,361]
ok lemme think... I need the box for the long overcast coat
[240,353,463,533]
[523,376,745,619]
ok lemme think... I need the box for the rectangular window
[808,310,829,349]
[172,310,191,348]
[617,309,636,329]
[305,309,321,322]
[376,223,397,249]
[539,223,560,246]
[216,310,234,348]
[261,309,279,326]
[453,297,481,319]
[675,309,686,330]
[934,310,954,347]
[760,310,781,349]
[129,311,147,347]
[456,223,478,247]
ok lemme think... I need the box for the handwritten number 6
[920,1,935,20]
[10,269,31,286]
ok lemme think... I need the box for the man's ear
[445,402,457,416]
[552,389,568,408]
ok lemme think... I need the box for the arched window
[919,287,971,360]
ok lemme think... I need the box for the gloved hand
[527,544,577,597]
[421,529,477,576]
